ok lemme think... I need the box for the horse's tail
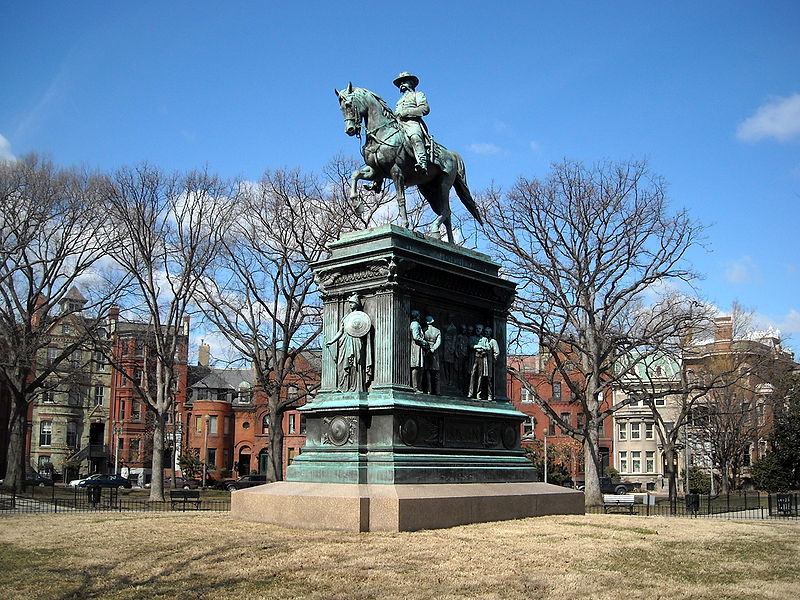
[453,152,483,226]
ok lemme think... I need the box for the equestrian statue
[335,72,482,243]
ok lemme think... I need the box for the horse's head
[335,82,362,136]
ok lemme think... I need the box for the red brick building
[107,307,189,485]
[508,354,613,484]
[183,345,318,481]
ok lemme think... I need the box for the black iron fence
[0,485,230,514]
[587,490,799,520]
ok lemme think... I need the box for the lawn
[0,512,797,600]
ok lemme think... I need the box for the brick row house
[12,295,316,485]
[183,344,316,482]
[28,288,113,482]
[509,317,796,493]
[508,353,613,486]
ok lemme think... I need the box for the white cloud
[724,256,758,284]
[469,142,501,155]
[0,134,14,161]
[737,93,800,143]
[529,140,541,153]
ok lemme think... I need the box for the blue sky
[2,1,799,342]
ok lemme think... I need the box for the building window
[655,397,665,407]
[262,414,270,434]
[207,447,216,466]
[95,351,106,371]
[631,451,641,473]
[630,422,641,440]
[619,451,628,473]
[208,415,218,435]
[645,423,654,440]
[238,384,251,404]
[61,323,71,335]
[42,389,55,404]
[552,381,562,401]
[70,349,82,368]
[300,415,307,435]
[522,417,534,438]
[618,423,627,441]
[40,421,52,446]
[94,385,104,406]
[130,438,140,459]
[195,416,202,434]
[131,402,141,422]
[224,416,231,435]
[548,419,556,436]
[118,437,124,451]
[38,455,51,471]
[645,451,655,473]
[119,400,126,421]
[521,388,533,404]
[66,422,78,448]
[577,413,585,430]
[288,414,296,434]
[559,412,571,433]
[68,388,80,405]
[223,448,231,469]
[47,347,58,365]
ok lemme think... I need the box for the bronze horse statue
[335,83,482,243]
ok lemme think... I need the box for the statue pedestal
[231,225,583,530]
[232,481,584,532]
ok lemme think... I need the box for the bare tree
[484,159,705,506]
[196,166,379,481]
[687,326,792,494]
[102,165,235,501]
[0,155,122,491]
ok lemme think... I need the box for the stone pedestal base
[231,481,584,532]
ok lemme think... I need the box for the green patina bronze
[286,226,537,485]
[335,75,483,244]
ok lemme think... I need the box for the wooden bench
[170,490,201,511]
[603,494,636,514]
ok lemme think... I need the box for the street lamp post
[113,423,122,475]
[543,428,549,484]
[202,414,210,488]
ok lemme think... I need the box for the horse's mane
[355,87,398,122]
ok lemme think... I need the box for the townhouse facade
[183,344,316,481]
[28,288,114,482]
[508,353,613,485]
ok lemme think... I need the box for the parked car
[0,472,53,487]
[216,474,268,492]
[145,477,199,490]
[70,474,132,489]
[575,477,638,495]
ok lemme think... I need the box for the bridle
[340,90,403,152]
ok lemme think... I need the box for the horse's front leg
[390,165,409,228]
[349,166,373,202]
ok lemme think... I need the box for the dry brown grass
[0,512,797,600]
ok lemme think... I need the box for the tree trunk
[149,412,166,501]
[3,399,27,492]
[583,426,603,506]
[267,403,283,482]
[662,446,679,514]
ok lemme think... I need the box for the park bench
[603,494,636,514]
[170,489,201,511]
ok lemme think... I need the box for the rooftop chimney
[714,316,733,341]
[198,341,210,367]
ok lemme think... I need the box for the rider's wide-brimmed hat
[393,71,419,88]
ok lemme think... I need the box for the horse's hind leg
[391,165,409,228]
[435,180,454,243]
